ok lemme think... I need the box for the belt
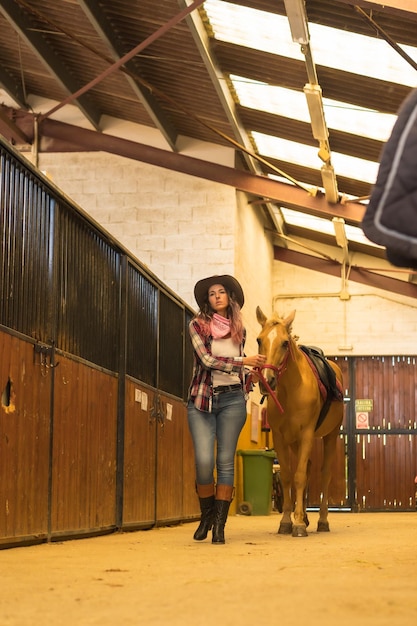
[212,384,242,394]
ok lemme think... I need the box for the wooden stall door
[0,332,51,545]
[354,356,417,511]
[51,355,118,536]
[182,416,199,520]
[122,379,157,529]
[155,394,185,525]
[355,433,417,510]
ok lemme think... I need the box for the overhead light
[333,217,350,299]
[283,0,310,44]
[304,84,328,141]
[332,217,348,249]
[322,165,339,204]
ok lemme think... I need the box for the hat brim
[194,275,244,310]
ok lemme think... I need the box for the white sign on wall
[356,412,369,429]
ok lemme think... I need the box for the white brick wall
[38,150,256,309]
[38,150,417,356]
[272,258,417,355]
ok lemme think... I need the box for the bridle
[254,347,290,414]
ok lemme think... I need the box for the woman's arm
[190,320,242,373]
[190,320,266,372]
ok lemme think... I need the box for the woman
[187,274,266,544]
[362,87,417,269]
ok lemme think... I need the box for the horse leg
[317,429,338,532]
[292,434,314,537]
[278,468,293,534]
[302,458,312,528]
[272,439,293,535]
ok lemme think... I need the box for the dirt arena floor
[2,511,417,626]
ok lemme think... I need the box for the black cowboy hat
[194,274,244,310]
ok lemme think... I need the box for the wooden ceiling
[0,0,417,293]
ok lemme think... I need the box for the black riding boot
[193,495,215,541]
[212,484,234,544]
[193,483,215,541]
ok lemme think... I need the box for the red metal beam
[274,247,417,299]
[31,115,366,225]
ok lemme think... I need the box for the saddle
[299,345,344,430]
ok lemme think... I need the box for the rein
[255,348,290,414]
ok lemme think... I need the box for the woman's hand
[243,354,267,368]
[246,369,261,384]
[244,355,267,387]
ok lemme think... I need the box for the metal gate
[0,136,196,547]
[307,355,417,511]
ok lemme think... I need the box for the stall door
[0,332,51,545]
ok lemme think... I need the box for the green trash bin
[237,449,276,515]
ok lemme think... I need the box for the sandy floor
[2,512,417,626]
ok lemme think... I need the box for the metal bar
[274,247,417,299]
[354,5,417,71]
[40,0,206,120]
[37,116,366,224]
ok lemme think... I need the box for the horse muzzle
[258,372,276,396]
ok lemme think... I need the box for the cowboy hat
[194,275,244,309]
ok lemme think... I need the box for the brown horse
[256,307,344,537]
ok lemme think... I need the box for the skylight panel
[205,0,417,87]
[281,207,336,236]
[230,76,397,143]
[204,0,303,58]
[279,207,382,247]
[253,132,379,185]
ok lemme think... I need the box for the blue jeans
[187,390,247,486]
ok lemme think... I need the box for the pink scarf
[210,313,231,339]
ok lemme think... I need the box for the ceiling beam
[179,0,286,234]
[0,65,27,109]
[1,106,365,226]
[77,0,179,151]
[0,106,30,143]
[274,247,417,299]
[0,0,102,128]
[178,0,262,176]
[24,113,364,223]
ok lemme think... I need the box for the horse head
[256,307,296,395]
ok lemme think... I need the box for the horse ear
[284,309,296,330]
[256,306,267,326]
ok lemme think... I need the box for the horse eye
[283,340,289,349]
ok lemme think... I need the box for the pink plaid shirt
[187,318,246,412]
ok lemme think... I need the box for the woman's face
[207,283,229,317]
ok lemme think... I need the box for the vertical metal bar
[116,254,128,529]
[347,356,358,511]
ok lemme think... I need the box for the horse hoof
[317,521,330,532]
[278,522,293,535]
[292,525,308,537]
